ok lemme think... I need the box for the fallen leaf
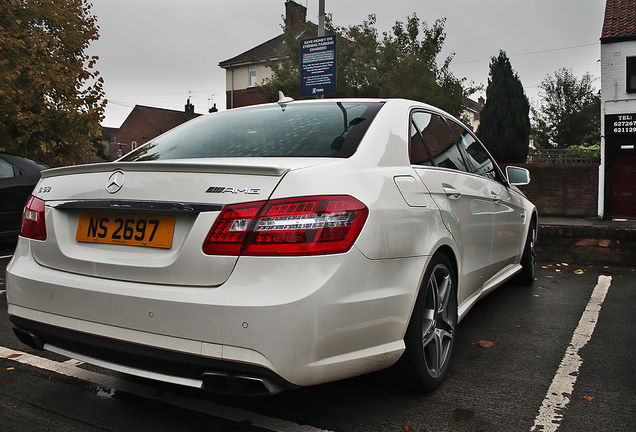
[574,269,585,275]
[555,269,561,272]
[584,395,595,402]
[6,354,21,359]
[561,263,569,266]
[402,425,412,432]
[546,275,555,279]
[474,340,496,348]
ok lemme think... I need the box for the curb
[537,223,636,266]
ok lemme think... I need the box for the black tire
[402,253,457,390]
[516,220,537,286]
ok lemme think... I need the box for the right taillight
[20,196,47,241]
[203,195,368,256]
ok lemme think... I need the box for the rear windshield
[122,101,384,161]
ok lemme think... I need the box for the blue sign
[300,35,337,97]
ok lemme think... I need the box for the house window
[628,56,636,93]
[249,65,257,87]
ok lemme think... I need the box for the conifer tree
[477,50,530,163]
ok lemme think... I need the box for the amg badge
[206,186,261,195]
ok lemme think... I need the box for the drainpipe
[231,67,235,109]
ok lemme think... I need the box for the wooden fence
[526,148,600,164]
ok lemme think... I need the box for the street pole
[318,0,325,37]
[318,0,325,98]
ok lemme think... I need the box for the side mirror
[506,166,530,186]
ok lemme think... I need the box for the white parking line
[0,346,332,432]
[530,275,612,432]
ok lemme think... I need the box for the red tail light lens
[20,196,47,241]
[203,196,368,256]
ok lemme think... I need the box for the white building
[600,0,636,219]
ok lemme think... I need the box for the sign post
[300,35,336,97]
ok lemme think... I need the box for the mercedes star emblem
[106,171,125,194]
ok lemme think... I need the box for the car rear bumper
[6,239,428,391]
[10,315,293,395]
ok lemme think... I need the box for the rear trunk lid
[29,160,322,286]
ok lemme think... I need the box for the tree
[379,16,472,117]
[0,0,106,166]
[477,50,530,163]
[259,13,478,119]
[532,68,600,149]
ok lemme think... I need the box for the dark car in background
[0,153,48,242]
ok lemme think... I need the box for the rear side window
[122,102,384,161]
[410,112,468,172]
[0,158,14,178]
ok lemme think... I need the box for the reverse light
[20,196,47,240]
[203,196,368,256]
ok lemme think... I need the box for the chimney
[285,0,306,36]
[185,97,195,117]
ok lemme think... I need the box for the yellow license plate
[76,214,175,248]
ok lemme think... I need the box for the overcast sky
[88,0,607,128]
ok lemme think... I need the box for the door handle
[490,190,502,203]
[442,184,461,199]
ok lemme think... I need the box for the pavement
[537,216,636,266]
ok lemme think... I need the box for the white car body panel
[6,99,537,394]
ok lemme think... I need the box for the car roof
[0,152,49,173]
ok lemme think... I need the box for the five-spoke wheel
[403,253,457,390]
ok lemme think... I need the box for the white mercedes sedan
[7,98,537,396]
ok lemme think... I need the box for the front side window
[410,112,468,172]
[122,102,384,161]
[447,120,501,181]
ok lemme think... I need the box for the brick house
[110,99,201,160]
[600,0,636,219]
[218,1,307,109]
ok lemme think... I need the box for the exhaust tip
[12,326,44,350]
[201,371,285,396]
[201,371,232,394]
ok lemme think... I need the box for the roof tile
[602,0,636,40]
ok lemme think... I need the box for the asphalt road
[1,242,635,432]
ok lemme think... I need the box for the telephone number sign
[606,114,636,135]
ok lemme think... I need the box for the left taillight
[203,195,368,256]
[20,196,47,240]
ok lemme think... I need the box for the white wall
[225,63,274,92]
[599,40,636,217]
